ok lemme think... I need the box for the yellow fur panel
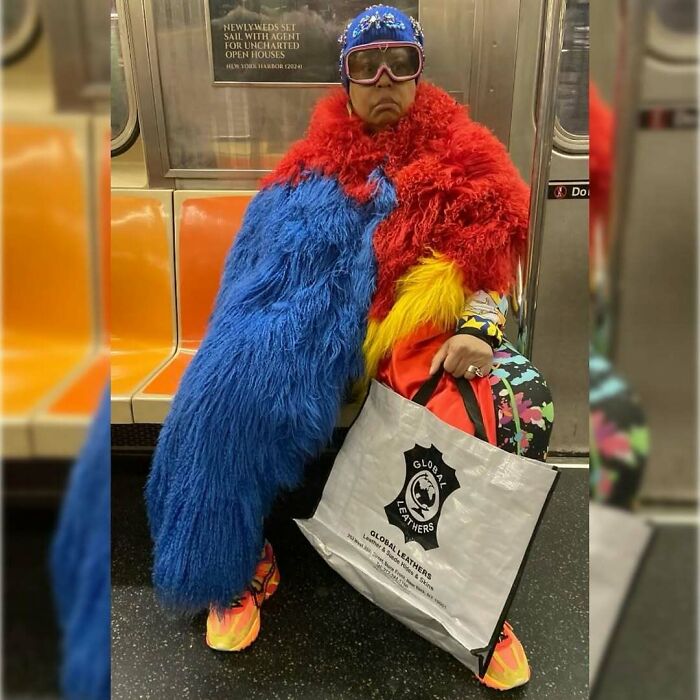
[361,252,467,385]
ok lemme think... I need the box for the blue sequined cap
[338,5,425,90]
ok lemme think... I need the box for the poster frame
[202,0,421,88]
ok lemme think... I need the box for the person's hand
[429,334,494,379]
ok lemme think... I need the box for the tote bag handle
[411,369,489,442]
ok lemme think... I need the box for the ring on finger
[465,364,485,379]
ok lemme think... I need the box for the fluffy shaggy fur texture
[147,82,529,612]
[360,251,466,392]
[146,172,396,611]
[51,389,110,700]
[263,82,529,320]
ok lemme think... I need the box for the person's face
[349,71,417,131]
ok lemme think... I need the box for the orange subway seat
[142,352,194,396]
[3,341,90,414]
[28,121,111,457]
[2,121,94,420]
[111,347,175,394]
[110,191,175,418]
[98,125,111,345]
[134,193,252,422]
[41,125,112,420]
[178,195,251,350]
[45,351,109,416]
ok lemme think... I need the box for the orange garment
[375,321,497,445]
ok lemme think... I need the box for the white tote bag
[589,503,652,686]
[296,372,559,675]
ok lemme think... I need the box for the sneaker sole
[206,614,261,652]
[476,669,531,691]
[205,557,280,652]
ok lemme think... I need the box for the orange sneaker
[205,541,280,652]
[476,622,531,691]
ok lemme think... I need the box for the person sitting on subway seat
[146,5,553,692]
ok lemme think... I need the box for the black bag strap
[411,369,489,442]
[411,369,442,406]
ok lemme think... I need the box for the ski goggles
[344,41,423,85]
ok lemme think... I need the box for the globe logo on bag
[405,471,439,522]
[384,443,460,550]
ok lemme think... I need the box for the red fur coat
[263,81,530,321]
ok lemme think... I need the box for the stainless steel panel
[126,0,591,457]
[648,0,698,63]
[607,0,650,359]
[125,0,170,188]
[596,0,697,499]
[81,0,111,88]
[4,0,33,38]
[130,0,526,184]
[41,0,110,109]
[613,45,698,500]
[111,0,139,152]
[511,0,589,453]
[468,0,520,147]
[589,0,618,102]
[111,132,149,188]
[615,128,697,501]
[516,0,566,357]
[652,0,697,32]
[534,0,589,454]
[531,151,589,454]
[641,57,698,101]
[508,0,544,181]
[3,0,40,64]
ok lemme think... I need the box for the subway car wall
[110,0,590,456]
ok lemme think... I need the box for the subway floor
[3,459,695,698]
[112,458,589,699]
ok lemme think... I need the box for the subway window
[648,0,698,62]
[111,0,138,155]
[652,0,697,34]
[40,0,109,109]
[2,0,41,66]
[554,0,589,151]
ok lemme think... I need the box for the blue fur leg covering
[146,170,396,612]
[51,388,111,700]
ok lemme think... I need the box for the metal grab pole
[606,0,649,361]
[516,0,566,358]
